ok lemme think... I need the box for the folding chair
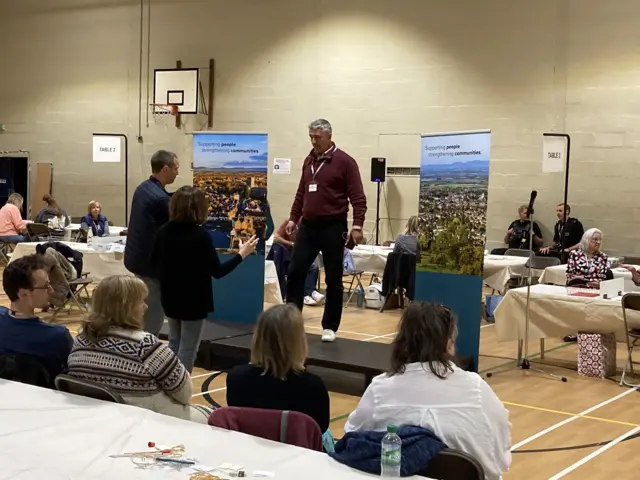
[343,270,367,307]
[26,223,51,242]
[504,249,532,258]
[620,293,640,387]
[0,241,12,264]
[55,374,125,403]
[420,448,484,480]
[0,353,54,389]
[50,277,93,321]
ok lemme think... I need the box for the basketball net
[150,104,179,127]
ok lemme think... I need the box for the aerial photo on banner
[418,131,491,276]
[192,132,268,253]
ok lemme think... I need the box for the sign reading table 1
[541,135,566,173]
[92,135,121,163]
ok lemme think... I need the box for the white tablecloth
[482,255,544,293]
[538,264,639,286]
[494,284,640,342]
[11,241,128,281]
[348,245,392,272]
[12,242,282,300]
[0,380,424,479]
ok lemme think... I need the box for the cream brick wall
[0,0,638,255]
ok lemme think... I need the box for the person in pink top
[0,193,30,244]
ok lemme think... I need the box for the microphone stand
[487,202,568,382]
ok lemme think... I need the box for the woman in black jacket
[150,186,257,372]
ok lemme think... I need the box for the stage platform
[158,320,254,370]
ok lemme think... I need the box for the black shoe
[563,335,577,343]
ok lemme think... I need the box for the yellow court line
[504,401,640,429]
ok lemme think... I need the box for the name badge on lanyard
[309,160,326,193]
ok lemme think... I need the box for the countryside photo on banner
[418,131,491,276]
[192,132,268,254]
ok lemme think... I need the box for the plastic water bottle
[87,228,93,248]
[356,289,364,308]
[381,424,401,477]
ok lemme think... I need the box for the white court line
[511,387,638,451]
[305,325,375,338]
[190,371,220,380]
[192,386,227,397]
[481,323,495,328]
[364,332,397,342]
[548,425,640,479]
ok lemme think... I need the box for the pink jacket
[0,203,28,236]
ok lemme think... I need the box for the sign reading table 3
[92,135,121,163]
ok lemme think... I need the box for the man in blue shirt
[0,254,73,380]
[124,150,179,336]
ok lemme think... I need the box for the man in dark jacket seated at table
[491,205,543,255]
[539,203,584,263]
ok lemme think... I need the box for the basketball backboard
[153,68,199,114]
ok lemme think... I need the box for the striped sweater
[68,327,191,402]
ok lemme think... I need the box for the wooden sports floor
[8,288,640,480]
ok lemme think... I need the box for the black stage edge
[201,332,474,390]
[158,320,254,370]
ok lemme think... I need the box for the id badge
[309,182,318,192]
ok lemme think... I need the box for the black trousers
[286,218,347,332]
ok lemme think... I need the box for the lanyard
[310,160,326,181]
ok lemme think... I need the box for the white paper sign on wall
[273,158,291,175]
[92,135,121,163]
[542,135,567,173]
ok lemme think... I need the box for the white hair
[580,228,603,252]
[308,118,332,134]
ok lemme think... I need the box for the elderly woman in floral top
[566,228,608,288]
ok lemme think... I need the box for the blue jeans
[305,263,319,297]
[0,235,25,244]
[168,318,205,373]
[137,275,165,337]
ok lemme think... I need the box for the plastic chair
[26,223,51,242]
[420,448,485,480]
[620,293,640,387]
[55,374,125,403]
[0,353,54,389]
[209,407,323,451]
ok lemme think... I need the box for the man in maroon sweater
[284,119,367,342]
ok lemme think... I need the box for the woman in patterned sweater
[67,275,211,423]
[565,228,608,289]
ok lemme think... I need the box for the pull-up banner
[417,130,491,370]
[192,131,269,324]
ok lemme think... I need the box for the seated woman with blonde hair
[0,193,30,244]
[344,302,511,480]
[393,215,421,257]
[67,275,211,423]
[226,304,330,435]
[81,200,109,237]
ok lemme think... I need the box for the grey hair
[580,228,603,252]
[308,118,332,134]
[150,150,177,174]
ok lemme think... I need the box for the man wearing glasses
[0,254,73,380]
[284,119,367,342]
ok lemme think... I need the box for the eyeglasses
[31,282,52,291]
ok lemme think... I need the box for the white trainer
[321,329,336,342]
[303,295,317,306]
[311,290,325,305]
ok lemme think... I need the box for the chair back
[209,407,323,451]
[504,249,532,258]
[420,448,484,480]
[0,353,53,388]
[55,374,125,403]
[26,223,51,242]
[622,293,640,312]
[526,256,561,270]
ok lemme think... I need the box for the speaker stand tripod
[486,207,568,383]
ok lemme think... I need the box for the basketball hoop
[150,104,179,127]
